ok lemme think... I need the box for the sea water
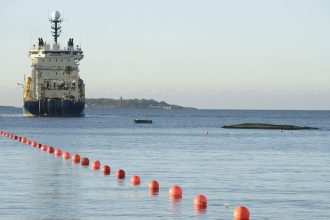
[0,107,329,219]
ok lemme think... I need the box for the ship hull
[23,99,85,117]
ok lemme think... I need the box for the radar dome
[51,11,61,21]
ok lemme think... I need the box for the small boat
[134,119,152,124]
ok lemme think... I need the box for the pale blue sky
[0,0,330,109]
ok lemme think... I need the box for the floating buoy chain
[0,130,250,218]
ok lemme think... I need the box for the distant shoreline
[1,105,329,111]
[0,106,17,108]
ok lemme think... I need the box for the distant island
[85,98,195,109]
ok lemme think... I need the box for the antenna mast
[50,11,62,44]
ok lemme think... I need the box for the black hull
[23,99,85,117]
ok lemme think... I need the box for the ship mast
[50,11,62,45]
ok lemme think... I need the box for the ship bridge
[29,40,83,61]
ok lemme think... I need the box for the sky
[0,0,330,109]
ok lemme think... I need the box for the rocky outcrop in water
[222,123,318,130]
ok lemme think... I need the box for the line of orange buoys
[0,130,250,219]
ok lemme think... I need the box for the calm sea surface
[0,107,329,219]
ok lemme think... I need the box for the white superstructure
[26,39,84,102]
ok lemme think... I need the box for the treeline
[85,98,193,109]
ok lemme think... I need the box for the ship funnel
[67,38,74,49]
[38,38,44,47]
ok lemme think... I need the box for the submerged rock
[222,123,318,130]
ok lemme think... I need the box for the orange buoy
[194,195,207,208]
[102,165,111,175]
[27,140,32,145]
[81,157,89,166]
[149,180,159,190]
[41,145,48,151]
[116,169,125,179]
[233,206,250,220]
[32,142,38,147]
[91,160,101,170]
[169,185,182,199]
[131,175,140,185]
[21,137,27,143]
[72,154,80,163]
[54,149,62,156]
[40,144,47,151]
[62,152,70,159]
[47,146,54,154]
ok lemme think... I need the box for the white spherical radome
[51,11,61,21]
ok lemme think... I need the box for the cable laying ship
[23,11,85,117]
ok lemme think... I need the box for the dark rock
[222,123,318,130]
